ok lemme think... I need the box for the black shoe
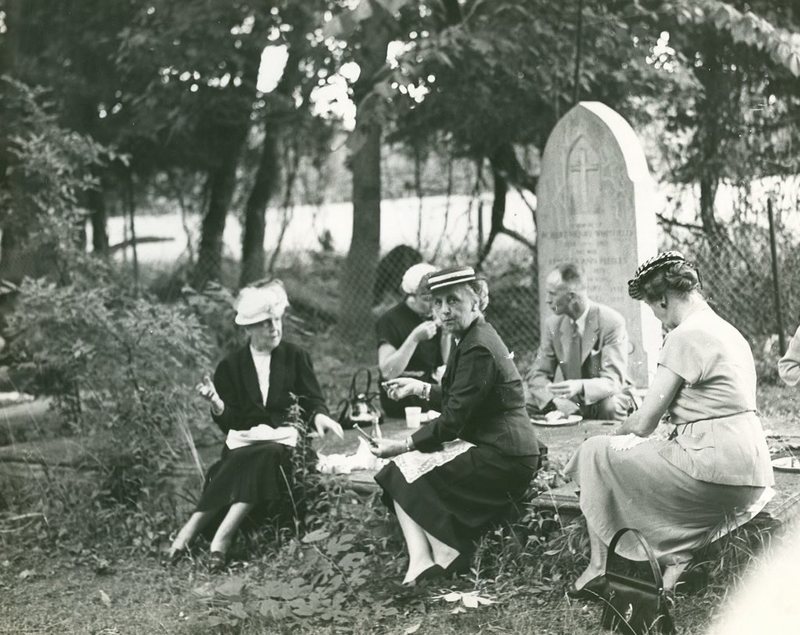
[402,563,444,587]
[163,547,189,567]
[566,575,607,601]
[208,551,227,573]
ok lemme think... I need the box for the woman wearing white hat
[376,262,450,417]
[167,280,342,570]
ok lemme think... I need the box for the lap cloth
[375,443,537,553]
[565,435,773,564]
[196,441,294,533]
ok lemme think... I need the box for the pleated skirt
[196,441,293,521]
[565,435,770,564]
[375,444,538,553]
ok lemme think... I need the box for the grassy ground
[0,507,781,635]
[2,381,797,634]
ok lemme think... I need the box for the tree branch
[656,213,704,232]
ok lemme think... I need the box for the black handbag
[600,528,675,635]
[336,368,383,430]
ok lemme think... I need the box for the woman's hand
[313,413,344,439]
[196,374,224,415]
[369,437,408,458]
[411,320,438,343]
[383,377,425,401]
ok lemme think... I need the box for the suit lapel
[581,304,600,363]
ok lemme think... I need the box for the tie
[565,320,582,380]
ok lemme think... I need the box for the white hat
[234,280,289,325]
[401,263,437,295]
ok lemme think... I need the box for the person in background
[166,281,342,571]
[372,245,422,317]
[376,262,450,418]
[371,266,540,585]
[777,323,800,386]
[527,263,636,421]
[565,251,773,597]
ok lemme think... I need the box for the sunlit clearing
[340,61,361,83]
[387,40,413,69]
[646,30,676,72]
[258,45,289,93]
[231,15,255,36]
[311,75,356,131]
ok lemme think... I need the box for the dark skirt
[196,441,293,520]
[374,444,538,553]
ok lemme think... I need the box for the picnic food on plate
[545,409,569,422]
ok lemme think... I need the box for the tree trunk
[0,0,22,280]
[88,184,109,254]
[341,121,382,343]
[239,131,280,287]
[699,177,720,236]
[0,0,20,77]
[339,4,393,345]
[477,163,508,267]
[192,123,249,289]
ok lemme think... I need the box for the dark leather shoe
[163,547,189,567]
[208,551,227,573]
[402,563,444,587]
[566,575,607,601]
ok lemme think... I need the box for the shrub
[8,274,216,534]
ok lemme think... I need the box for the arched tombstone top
[536,101,662,387]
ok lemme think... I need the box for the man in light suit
[527,263,636,421]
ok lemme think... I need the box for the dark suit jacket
[411,317,540,457]
[527,302,632,407]
[211,341,328,433]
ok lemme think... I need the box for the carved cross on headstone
[567,139,600,216]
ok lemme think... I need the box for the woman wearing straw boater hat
[371,266,540,585]
[376,262,450,418]
[167,280,342,571]
[564,251,773,598]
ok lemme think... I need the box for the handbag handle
[606,527,664,594]
[350,368,373,397]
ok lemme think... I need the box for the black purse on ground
[336,368,383,430]
[600,528,675,635]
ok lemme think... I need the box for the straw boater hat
[627,251,699,300]
[234,280,289,325]
[426,265,478,292]
[401,262,437,295]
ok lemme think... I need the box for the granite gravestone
[536,101,661,387]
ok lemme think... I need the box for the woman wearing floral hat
[166,280,342,570]
[565,251,774,598]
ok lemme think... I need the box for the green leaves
[682,0,800,77]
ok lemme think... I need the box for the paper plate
[531,414,583,427]
[771,456,800,472]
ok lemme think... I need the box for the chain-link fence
[100,186,797,392]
